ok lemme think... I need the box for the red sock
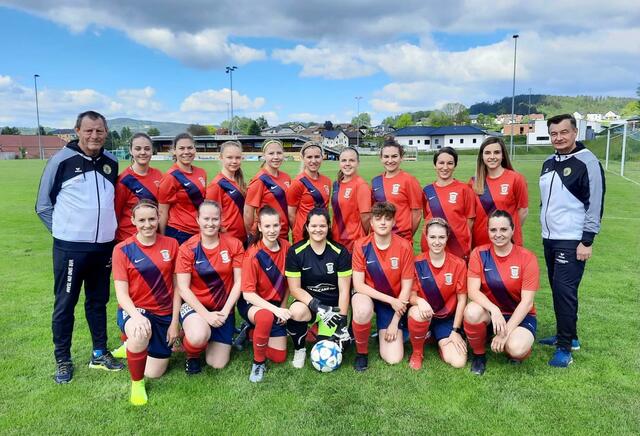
[266,347,287,363]
[126,349,147,381]
[182,337,207,359]
[464,320,488,355]
[408,317,430,357]
[352,320,371,355]
[252,309,274,363]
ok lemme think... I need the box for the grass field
[0,154,639,435]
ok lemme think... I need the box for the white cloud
[273,45,377,79]
[180,88,265,113]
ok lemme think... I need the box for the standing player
[463,210,540,375]
[112,200,181,406]
[206,141,247,243]
[285,208,352,369]
[287,142,331,243]
[408,218,467,370]
[244,139,291,241]
[175,201,244,374]
[351,202,415,371]
[158,133,207,245]
[470,136,528,247]
[331,147,372,252]
[36,110,123,383]
[539,114,605,367]
[421,147,475,261]
[114,133,163,242]
[371,138,422,244]
[240,206,291,382]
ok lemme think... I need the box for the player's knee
[207,358,229,369]
[408,306,428,322]
[145,366,167,379]
[185,330,209,347]
[464,302,485,323]
[351,303,372,323]
[382,354,403,365]
[446,352,467,369]
[506,341,531,360]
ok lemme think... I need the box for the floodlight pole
[225,66,237,135]
[510,34,519,158]
[605,127,610,170]
[34,74,43,159]
[621,122,627,177]
[355,96,362,148]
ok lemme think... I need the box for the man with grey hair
[36,110,123,383]
[538,113,605,367]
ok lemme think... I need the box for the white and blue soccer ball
[310,340,343,372]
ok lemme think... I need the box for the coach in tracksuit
[539,113,605,368]
[36,111,124,383]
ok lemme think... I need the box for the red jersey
[245,168,291,240]
[352,234,415,298]
[158,164,207,234]
[286,173,331,243]
[205,173,247,241]
[413,252,467,319]
[175,233,244,311]
[331,175,372,252]
[470,169,528,247]
[371,170,422,242]
[467,244,539,315]
[112,234,178,316]
[114,166,163,242]
[421,180,475,259]
[241,239,291,304]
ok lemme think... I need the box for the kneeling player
[112,200,181,406]
[351,202,415,371]
[463,209,539,375]
[408,218,468,370]
[285,208,352,369]
[175,200,244,374]
[240,206,292,382]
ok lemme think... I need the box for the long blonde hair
[220,140,246,194]
[472,137,513,194]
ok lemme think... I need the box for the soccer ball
[310,340,343,372]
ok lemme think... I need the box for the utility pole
[225,66,237,135]
[34,74,43,159]
[509,34,519,158]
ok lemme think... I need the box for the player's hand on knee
[384,322,399,342]
[167,320,180,345]
[131,314,151,340]
[416,298,433,320]
[491,334,507,353]
[390,298,407,315]
[274,307,291,324]
[489,308,506,336]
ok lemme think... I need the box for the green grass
[1,157,638,435]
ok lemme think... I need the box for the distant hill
[107,118,190,136]
[469,95,635,117]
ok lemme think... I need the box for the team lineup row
[35,111,604,407]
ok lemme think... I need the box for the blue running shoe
[549,348,573,367]
[54,361,74,384]
[538,335,581,351]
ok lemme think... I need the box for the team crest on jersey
[324,185,330,195]
[160,249,171,261]
[500,184,509,195]
[326,263,334,274]
[444,273,453,285]
[154,180,161,187]
[448,192,458,204]
[390,257,399,270]
[344,188,352,199]
[199,177,206,187]
[220,250,230,263]
[510,266,520,279]
[563,167,572,177]
[285,181,290,187]
[103,164,112,175]
[391,184,400,195]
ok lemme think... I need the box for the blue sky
[1,1,638,129]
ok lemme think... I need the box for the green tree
[105,131,121,150]
[381,116,396,127]
[620,101,640,117]
[1,126,20,134]
[323,120,334,131]
[351,112,372,128]
[248,120,261,135]
[394,113,413,129]
[147,127,160,136]
[426,110,453,127]
[204,125,217,135]
[120,126,132,146]
[187,124,208,136]
[256,116,269,130]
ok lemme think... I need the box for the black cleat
[354,354,369,372]
[470,354,486,376]
[185,357,202,375]
[233,322,251,351]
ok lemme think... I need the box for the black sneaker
[185,357,202,375]
[470,354,487,376]
[354,354,369,372]
[54,361,74,384]
[88,351,124,371]
[233,322,251,351]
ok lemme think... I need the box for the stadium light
[34,74,43,159]
[355,96,363,148]
[510,34,519,157]
[225,66,238,136]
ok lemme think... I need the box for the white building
[526,119,600,145]
[321,130,349,149]
[586,113,603,122]
[603,111,620,121]
[393,126,490,151]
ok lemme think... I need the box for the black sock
[286,319,308,350]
